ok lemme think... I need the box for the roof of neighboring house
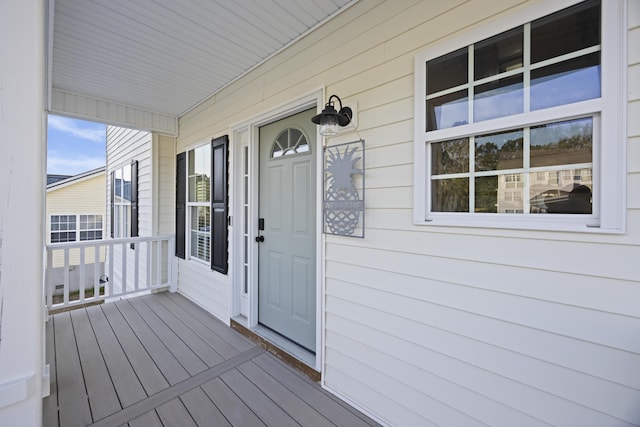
[47,174,72,185]
[46,166,106,191]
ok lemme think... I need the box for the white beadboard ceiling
[49,0,354,132]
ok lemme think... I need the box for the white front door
[257,108,317,352]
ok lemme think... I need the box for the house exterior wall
[175,1,640,425]
[46,173,106,222]
[155,133,176,283]
[155,134,176,236]
[106,126,152,291]
[46,171,106,270]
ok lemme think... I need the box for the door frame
[230,89,325,372]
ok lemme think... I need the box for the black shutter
[130,160,139,238]
[211,135,229,274]
[175,152,186,259]
[110,171,115,238]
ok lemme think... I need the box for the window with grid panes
[187,144,211,263]
[79,214,103,241]
[414,0,626,231]
[50,215,77,243]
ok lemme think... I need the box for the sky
[47,115,107,176]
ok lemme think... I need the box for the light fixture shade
[311,95,352,137]
[319,121,339,137]
[318,110,339,136]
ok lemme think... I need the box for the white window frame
[186,143,211,265]
[413,0,626,233]
[50,214,77,243]
[50,214,103,243]
[79,214,103,241]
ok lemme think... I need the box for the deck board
[220,368,298,426]
[44,291,380,427]
[155,292,243,359]
[237,360,334,427]
[156,398,198,427]
[200,377,266,427]
[54,312,93,427]
[254,352,378,427]
[100,303,168,395]
[163,292,254,352]
[179,387,231,427]
[70,309,121,420]
[114,299,191,385]
[85,305,148,407]
[128,297,208,376]
[140,294,226,367]
[127,410,163,427]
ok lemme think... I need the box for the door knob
[255,235,264,243]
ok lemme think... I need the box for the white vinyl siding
[175,0,640,425]
[106,126,152,291]
[107,127,153,238]
[156,134,176,236]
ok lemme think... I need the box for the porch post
[0,0,46,425]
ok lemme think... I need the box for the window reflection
[432,178,468,212]
[431,138,469,175]
[426,48,468,95]
[188,145,211,203]
[475,129,523,171]
[531,53,600,111]
[531,0,600,64]
[474,75,523,122]
[474,27,523,80]
[476,175,527,214]
[530,171,592,214]
[426,90,468,131]
[475,176,499,213]
[530,117,592,167]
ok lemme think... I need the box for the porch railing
[45,235,176,312]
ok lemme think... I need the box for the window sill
[183,257,210,269]
[416,214,624,235]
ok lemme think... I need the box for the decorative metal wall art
[323,140,365,237]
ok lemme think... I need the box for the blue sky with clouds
[47,115,107,176]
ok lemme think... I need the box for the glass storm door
[258,108,317,352]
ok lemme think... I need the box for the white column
[0,0,46,426]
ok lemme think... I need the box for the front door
[258,108,317,352]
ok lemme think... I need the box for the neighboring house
[45,167,106,293]
[2,1,639,426]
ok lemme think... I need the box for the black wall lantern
[311,94,352,137]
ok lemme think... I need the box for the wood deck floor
[44,292,379,427]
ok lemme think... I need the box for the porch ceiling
[49,0,354,134]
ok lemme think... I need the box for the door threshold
[230,317,319,382]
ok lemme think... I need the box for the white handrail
[45,235,176,312]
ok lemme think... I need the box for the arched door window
[271,127,310,158]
